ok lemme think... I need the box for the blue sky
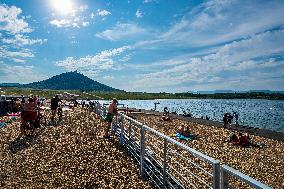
[0,0,284,92]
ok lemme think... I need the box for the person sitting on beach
[227,131,239,144]
[182,126,191,138]
[161,107,171,121]
[104,98,118,138]
[161,115,171,121]
[238,132,250,147]
[177,125,185,135]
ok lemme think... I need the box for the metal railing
[92,101,272,189]
[220,165,272,189]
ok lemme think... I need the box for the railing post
[120,115,124,145]
[140,125,146,177]
[163,138,168,188]
[213,161,221,189]
[220,167,228,189]
[129,120,132,139]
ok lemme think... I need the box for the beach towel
[7,112,21,117]
[174,133,195,141]
[0,122,6,128]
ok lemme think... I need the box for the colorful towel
[7,112,21,117]
[0,122,6,128]
[170,133,195,141]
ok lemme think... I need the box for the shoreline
[126,107,284,142]
[130,109,284,188]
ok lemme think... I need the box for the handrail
[221,165,272,189]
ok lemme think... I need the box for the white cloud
[97,9,111,17]
[49,4,90,28]
[128,29,284,91]
[56,46,131,75]
[0,4,45,63]
[50,17,89,28]
[0,4,33,34]
[79,5,88,12]
[157,0,284,47]
[2,34,47,46]
[96,23,146,41]
[0,64,47,83]
[103,75,114,80]
[91,12,95,19]
[136,9,143,18]
[82,21,89,27]
[0,44,35,63]
[143,0,156,3]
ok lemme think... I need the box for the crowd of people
[1,95,254,148]
[17,94,66,137]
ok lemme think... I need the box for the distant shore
[127,107,284,142]
[1,87,284,100]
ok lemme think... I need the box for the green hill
[21,71,122,92]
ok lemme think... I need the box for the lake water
[98,99,284,133]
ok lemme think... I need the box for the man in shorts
[104,98,118,138]
[50,95,61,121]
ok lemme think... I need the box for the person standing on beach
[104,98,118,138]
[21,95,25,104]
[50,95,61,121]
[233,112,239,126]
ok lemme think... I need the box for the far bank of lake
[98,99,284,133]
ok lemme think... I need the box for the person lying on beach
[227,131,239,144]
[171,125,196,140]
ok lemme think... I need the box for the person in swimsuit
[104,98,118,138]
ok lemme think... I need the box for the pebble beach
[0,106,283,188]
[134,113,284,188]
[0,108,151,188]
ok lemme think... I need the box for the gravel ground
[135,114,284,189]
[0,108,152,189]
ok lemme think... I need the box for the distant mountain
[21,71,122,92]
[0,83,21,87]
